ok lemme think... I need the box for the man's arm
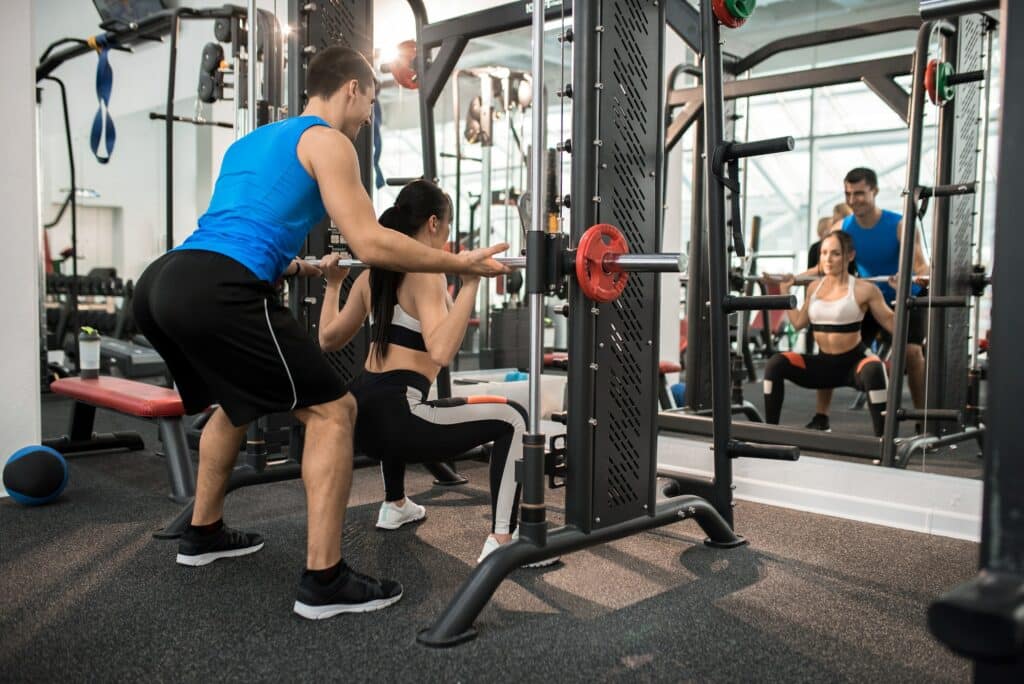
[896,219,931,275]
[300,127,509,276]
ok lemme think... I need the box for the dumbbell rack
[44,273,136,351]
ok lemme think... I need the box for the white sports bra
[808,279,863,332]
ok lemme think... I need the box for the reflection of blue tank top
[177,116,330,282]
[842,209,920,303]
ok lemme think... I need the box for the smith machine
[414,0,799,647]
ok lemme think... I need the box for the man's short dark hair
[306,46,379,99]
[844,167,878,189]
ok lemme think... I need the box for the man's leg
[192,407,248,525]
[292,393,403,619]
[815,389,833,416]
[177,407,262,567]
[906,342,926,408]
[295,393,357,570]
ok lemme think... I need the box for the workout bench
[46,377,196,503]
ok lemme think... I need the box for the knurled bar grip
[304,253,686,273]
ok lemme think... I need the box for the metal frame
[881,16,989,467]
[416,0,813,646]
[666,54,916,151]
[665,9,994,470]
[417,0,751,649]
[928,2,1022,678]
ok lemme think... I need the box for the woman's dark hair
[370,180,453,361]
[306,46,380,100]
[823,229,855,270]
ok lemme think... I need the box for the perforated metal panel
[321,276,370,385]
[289,0,373,385]
[928,15,981,431]
[308,0,372,52]
[585,0,664,528]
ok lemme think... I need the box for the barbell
[306,223,686,304]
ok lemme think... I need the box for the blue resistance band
[373,99,384,189]
[89,35,116,164]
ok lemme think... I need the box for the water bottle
[78,326,101,379]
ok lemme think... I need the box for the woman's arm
[319,265,370,352]
[413,273,481,367]
[781,276,813,331]
[863,280,896,335]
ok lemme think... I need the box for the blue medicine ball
[3,446,68,506]
[670,382,686,407]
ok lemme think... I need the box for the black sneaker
[805,413,831,431]
[293,561,403,619]
[176,524,264,567]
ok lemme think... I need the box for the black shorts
[861,287,928,347]
[132,250,345,426]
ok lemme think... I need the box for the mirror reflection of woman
[764,231,895,436]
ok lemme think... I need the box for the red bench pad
[544,352,569,366]
[659,361,682,374]
[50,377,186,418]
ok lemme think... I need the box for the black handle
[946,69,985,86]
[386,176,421,186]
[727,136,795,160]
[921,182,978,197]
[907,295,970,309]
[724,294,796,312]
[895,408,962,422]
[728,439,800,461]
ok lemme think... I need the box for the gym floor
[737,379,984,479]
[0,397,976,681]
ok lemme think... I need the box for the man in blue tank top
[807,167,930,431]
[133,46,510,620]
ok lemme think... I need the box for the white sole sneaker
[375,512,426,530]
[478,536,560,568]
[176,542,264,567]
[293,592,403,620]
[375,502,426,530]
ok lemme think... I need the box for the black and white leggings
[349,370,524,535]
[763,343,888,436]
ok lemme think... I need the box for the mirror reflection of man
[808,167,930,432]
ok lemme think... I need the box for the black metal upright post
[564,0,598,531]
[928,1,1024,678]
[684,119,713,412]
[881,22,934,467]
[924,16,982,439]
[699,0,738,527]
[924,24,957,438]
[408,0,436,181]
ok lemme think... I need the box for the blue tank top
[177,116,330,282]
[842,209,921,303]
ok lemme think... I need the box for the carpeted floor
[0,396,978,682]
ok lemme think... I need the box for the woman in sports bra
[764,231,896,436]
[318,180,554,567]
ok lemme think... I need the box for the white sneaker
[375,498,426,530]
[477,529,559,568]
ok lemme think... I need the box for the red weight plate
[925,58,939,105]
[391,40,419,90]
[575,223,630,303]
[713,0,746,29]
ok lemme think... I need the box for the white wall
[1,0,42,496]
